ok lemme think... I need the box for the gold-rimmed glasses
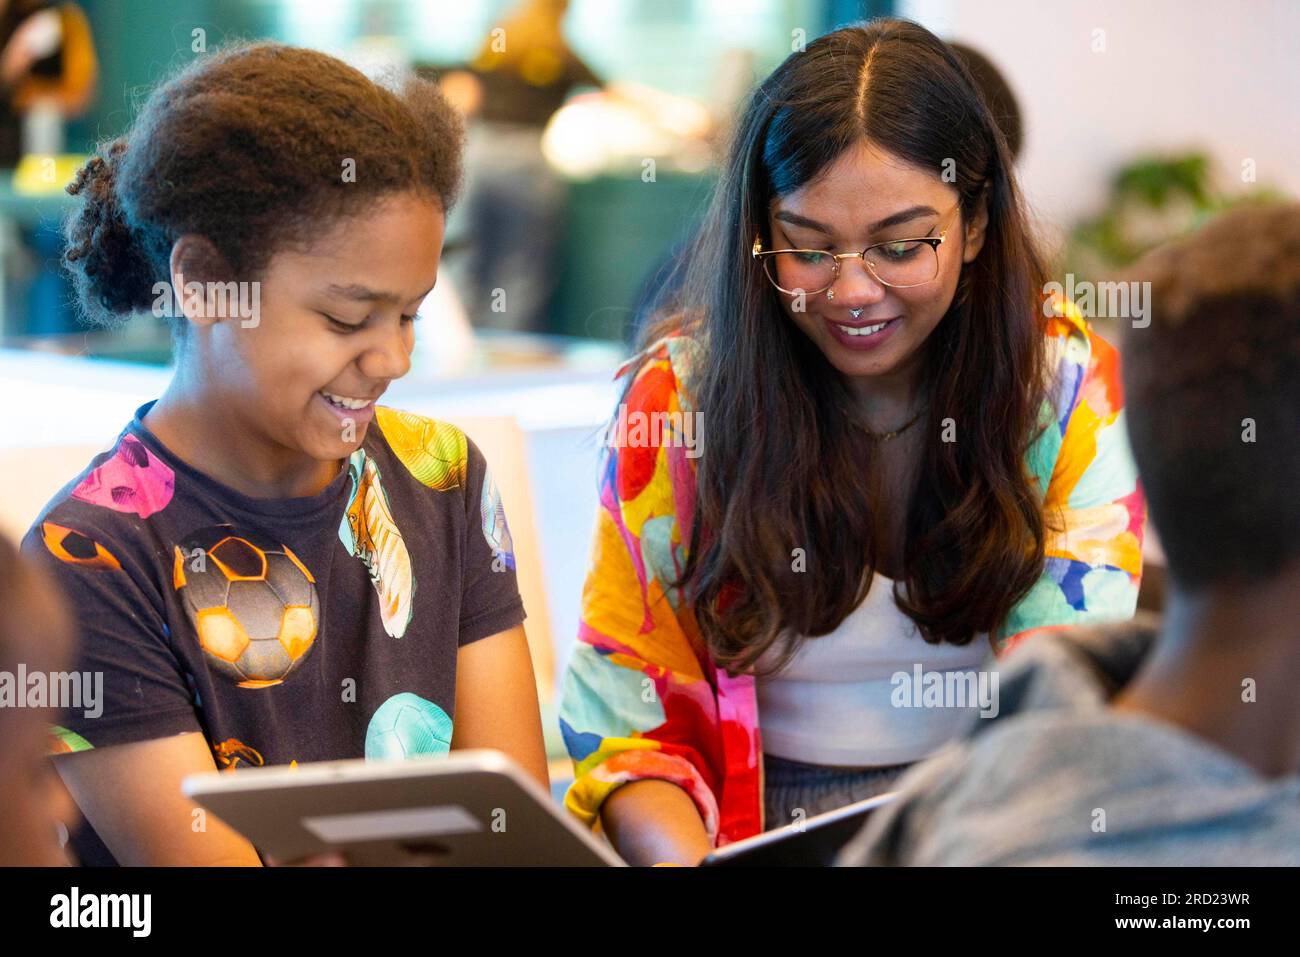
[752,203,961,294]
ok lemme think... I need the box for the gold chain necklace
[863,404,928,442]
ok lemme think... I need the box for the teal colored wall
[66,0,275,149]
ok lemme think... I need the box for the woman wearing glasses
[559,18,1146,865]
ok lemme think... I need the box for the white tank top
[755,572,992,767]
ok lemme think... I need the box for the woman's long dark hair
[640,19,1053,674]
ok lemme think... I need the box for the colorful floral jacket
[558,299,1146,846]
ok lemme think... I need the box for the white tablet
[182,749,624,867]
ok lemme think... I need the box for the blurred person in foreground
[841,202,1300,866]
[0,531,79,866]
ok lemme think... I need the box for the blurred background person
[0,0,96,165]
[439,0,602,334]
[0,0,95,339]
[948,41,1021,164]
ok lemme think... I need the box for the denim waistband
[762,752,912,830]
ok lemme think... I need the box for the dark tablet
[701,793,895,867]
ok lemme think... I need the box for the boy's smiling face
[187,192,445,469]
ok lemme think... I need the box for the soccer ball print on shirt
[173,525,321,688]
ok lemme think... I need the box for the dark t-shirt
[472,55,602,127]
[21,401,525,865]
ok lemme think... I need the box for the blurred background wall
[902,0,1300,250]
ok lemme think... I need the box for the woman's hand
[602,779,714,867]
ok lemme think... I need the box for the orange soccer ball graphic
[174,526,320,688]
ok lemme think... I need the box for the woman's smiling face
[194,192,445,465]
[766,139,986,387]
